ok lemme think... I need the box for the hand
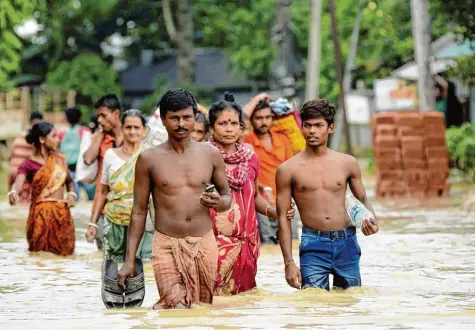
[200,191,220,209]
[256,92,270,102]
[197,103,208,114]
[66,194,76,208]
[285,261,302,289]
[117,261,135,289]
[286,202,295,221]
[8,191,20,206]
[361,216,379,236]
[85,225,97,243]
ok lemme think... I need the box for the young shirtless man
[275,99,379,290]
[117,89,232,309]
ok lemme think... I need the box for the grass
[0,167,7,200]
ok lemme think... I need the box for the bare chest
[292,161,349,194]
[151,154,214,193]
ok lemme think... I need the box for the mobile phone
[205,184,215,193]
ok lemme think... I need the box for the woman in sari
[86,109,152,263]
[8,122,76,256]
[207,92,294,295]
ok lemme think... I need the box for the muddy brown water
[0,190,474,329]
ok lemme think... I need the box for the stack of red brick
[372,111,450,198]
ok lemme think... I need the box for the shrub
[446,123,475,181]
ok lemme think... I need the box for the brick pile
[371,111,450,198]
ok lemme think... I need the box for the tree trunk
[176,0,195,85]
[410,0,435,110]
[305,0,323,101]
[330,0,367,151]
[328,0,353,155]
[162,0,195,85]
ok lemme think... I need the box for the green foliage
[196,0,448,103]
[446,55,475,86]
[0,0,36,90]
[446,123,475,181]
[46,53,121,114]
[195,0,276,80]
[430,0,475,41]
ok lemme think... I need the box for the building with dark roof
[120,48,267,108]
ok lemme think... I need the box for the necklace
[122,145,135,156]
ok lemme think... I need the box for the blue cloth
[70,171,96,201]
[299,226,361,290]
[270,98,293,116]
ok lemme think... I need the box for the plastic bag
[75,131,98,184]
[141,107,168,148]
[345,195,375,228]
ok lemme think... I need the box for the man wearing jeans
[275,99,378,290]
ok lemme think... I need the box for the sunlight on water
[0,195,474,329]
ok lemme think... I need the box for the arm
[255,179,277,219]
[89,184,109,225]
[434,75,448,98]
[242,93,270,118]
[276,164,301,288]
[118,153,151,287]
[83,131,104,165]
[348,157,379,236]
[276,165,293,264]
[65,171,76,207]
[207,148,232,212]
[125,153,151,263]
[8,173,26,206]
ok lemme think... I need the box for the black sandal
[124,258,145,308]
[101,259,124,309]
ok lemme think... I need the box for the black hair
[65,107,82,125]
[26,121,54,149]
[208,91,243,127]
[255,100,270,112]
[121,109,147,127]
[94,94,122,112]
[157,89,198,119]
[251,100,271,119]
[195,112,210,131]
[300,99,336,126]
[88,113,99,132]
[29,111,43,123]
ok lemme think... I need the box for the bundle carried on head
[270,98,294,116]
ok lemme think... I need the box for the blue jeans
[70,171,96,201]
[299,226,361,290]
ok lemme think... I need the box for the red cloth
[208,136,254,190]
[209,153,260,295]
[17,159,43,183]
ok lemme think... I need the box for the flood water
[0,188,474,329]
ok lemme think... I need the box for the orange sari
[27,153,75,256]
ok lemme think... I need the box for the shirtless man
[117,89,232,309]
[276,99,379,290]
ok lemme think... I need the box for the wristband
[87,223,99,229]
[285,259,294,269]
[265,206,272,217]
[7,190,18,197]
[67,192,77,199]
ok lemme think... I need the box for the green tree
[195,0,448,102]
[430,0,475,42]
[0,0,37,90]
[46,52,121,115]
